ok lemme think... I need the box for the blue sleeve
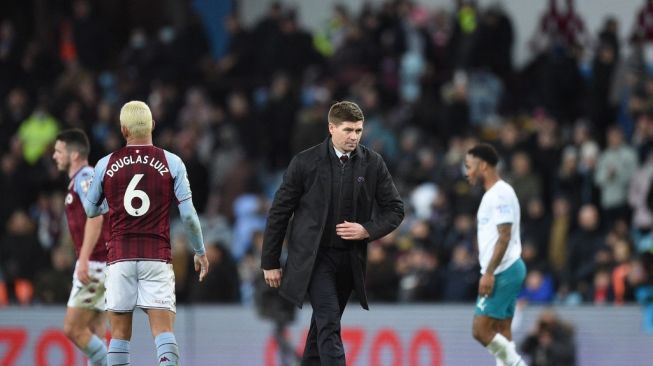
[76,167,108,215]
[165,151,205,255]
[164,150,192,203]
[178,199,206,255]
[83,155,111,218]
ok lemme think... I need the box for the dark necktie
[339,155,349,164]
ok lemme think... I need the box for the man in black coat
[261,101,404,365]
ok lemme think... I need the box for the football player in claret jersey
[83,101,209,366]
[53,128,109,366]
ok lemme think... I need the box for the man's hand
[264,268,282,288]
[76,259,91,285]
[194,254,209,282]
[478,273,495,297]
[335,221,370,240]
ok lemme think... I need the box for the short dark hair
[56,128,90,158]
[468,143,499,167]
[328,101,364,125]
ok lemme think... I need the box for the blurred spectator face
[525,269,544,290]
[97,101,113,121]
[593,269,611,289]
[560,147,578,173]
[224,15,240,34]
[578,205,599,230]
[417,148,436,169]
[129,29,147,49]
[627,259,648,285]
[511,152,531,176]
[400,129,419,153]
[51,245,74,271]
[271,74,290,98]
[580,141,599,169]
[73,0,90,19]
[552,197,570,219]
[451,245,471,265]
[537,129,556,149]
[0,20,14,44]
[1,154,17,174]
[454,214,473,232]
[368,243,386,263]
[50,191,65,215]
[573,122,590,146]
[527,199,544,218]
[606,127,624,148]
[7,88,27,111]
[7,211,34,235]
[595,248,613,266]
[635,113,653,138]
[598,45,615,63]
[227,92,249,118]
[522,241,538,262]
[52,140,72,172]
[499,123,518,147]
[63,101,83,127]
[360,87,379,110]
[613,239,632,263]
[410,220,430,239]
[103,131,122,152]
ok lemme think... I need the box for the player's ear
[121,125,129,138]
[70,150,80,161]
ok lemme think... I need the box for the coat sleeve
[261,156,304,269]
[361,155,405,241]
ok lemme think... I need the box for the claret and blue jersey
[83,145,196,264]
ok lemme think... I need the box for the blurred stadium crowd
[2,0,653,310]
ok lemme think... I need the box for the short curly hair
[467,143,499,167]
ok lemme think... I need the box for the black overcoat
[261,137,404,309]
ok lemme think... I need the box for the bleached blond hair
[120,101,152,138]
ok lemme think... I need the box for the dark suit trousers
[302,247,354,366]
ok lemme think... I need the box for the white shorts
[67,260,107,311]
[105,261,176,313]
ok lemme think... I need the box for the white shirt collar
[333,147,350,159]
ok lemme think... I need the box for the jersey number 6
[124,174,150,217]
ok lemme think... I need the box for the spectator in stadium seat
[520,308,577,366]
[442,244,478,302]
[564,204,607,300]
[519,267,556,304]
[505,151,543,211]
[188,242,240,303]
[628,150,653,252]
[594,125,638,227]
[0,210,45,305]
[365,238,400,302]
[548,196,572,279]
[17,95,59,165]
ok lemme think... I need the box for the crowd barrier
[1,304,651,365]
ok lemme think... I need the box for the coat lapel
[317,138,332,218]
[352,147,370,217]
